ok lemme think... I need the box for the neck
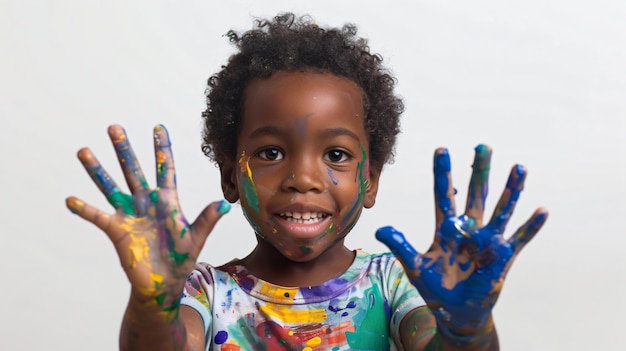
[239,238,355,287]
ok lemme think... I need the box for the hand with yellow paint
[66,125,230,316]
[377,145,548,349]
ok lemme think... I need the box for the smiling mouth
[278,211,330,224]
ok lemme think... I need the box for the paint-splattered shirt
[181,250,424,351]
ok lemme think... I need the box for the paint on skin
[433,149,454,217]
[119,219,152,269]
[217,200,232,215]
[88,165,136,216]
[113,132,149,189]
[327,167,339,185]
[339,145,369,232]
[489,164,526,233]
[375,226,420,270]
[467,144,490,212]
[295,113,313,138]
[377,152,539,335]
[156,149,167,178]
[238,151,260,214]
[511,211,547,250]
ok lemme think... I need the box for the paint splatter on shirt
[181,251,424,350]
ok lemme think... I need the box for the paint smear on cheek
[238,151,260,214]
[340,145,369,232]
[327,167,339,185]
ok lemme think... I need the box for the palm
[67,125,228,305]
[377,145,547,330]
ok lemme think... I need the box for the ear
[363,167,381,208]
[220,160,240,203]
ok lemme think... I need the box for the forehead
[241,71,366,128]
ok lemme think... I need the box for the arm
[399,307,498,351]
[378,145,548,350]
[66,125,229,351]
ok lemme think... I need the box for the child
[66,13,548,351]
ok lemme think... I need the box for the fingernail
[215,200,231,215]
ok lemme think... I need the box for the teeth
[279,211,326,223]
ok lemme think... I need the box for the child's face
[221,71,380,262]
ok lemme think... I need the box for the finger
[153,125,177,189]
[486,164,527,234]
[78,148,136,216]
[108,125,149,194]
[433,148,456,227]
[375,226,422,272]
[66,196,113,232]
[189,200,231,247]
[465,144,492,227]
[508,207,548,254]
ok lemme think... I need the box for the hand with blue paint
[66,125,230,322]
[376,145,548,349]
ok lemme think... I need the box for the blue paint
[433,149,453,216]
[375,226,419,270]
[375,146,548,345]
[467,144,490,211]
[327,167,339,185]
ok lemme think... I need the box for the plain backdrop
[1,1,624,350]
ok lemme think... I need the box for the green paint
[107,191,136,216]
[217,200,231,215]
[299,246,313,254]
[162,296,181,314]
[155,292,167,306]
[157,162,166,177]
[179,227,188,239]
[170,206,179,230]
[228,318,267,350]
[169,250,189,264]
[239,173,260,214]
[345,280,390,350]
[140,177,149,189]
[150,190,159,204]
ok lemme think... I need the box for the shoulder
[355,250,403,277]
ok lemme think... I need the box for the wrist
[129,286,184,322]
[437,314,495,349]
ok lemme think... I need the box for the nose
[281,156,325,193]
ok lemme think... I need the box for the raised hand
[66,125,230,316]
[376,145,548,345]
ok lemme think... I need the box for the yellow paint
[259,304,327,324]
[259,284,298,300]
[303,348,312,351]
[150,273,164,289]
[306,336,322,347]
[119,218,154,271]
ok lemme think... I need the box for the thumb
[190,200,231,246]
[376,226,423,274]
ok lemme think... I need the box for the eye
[324,149,350,163]
[257,147,283,161]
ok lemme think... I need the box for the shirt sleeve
[383,254,426,350]
[181,262,214,347]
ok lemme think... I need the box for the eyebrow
[248,125,361,142]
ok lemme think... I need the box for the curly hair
[201,13,403,172]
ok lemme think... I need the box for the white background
[1,1,624,350]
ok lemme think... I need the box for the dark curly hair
[201,13,403,172]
